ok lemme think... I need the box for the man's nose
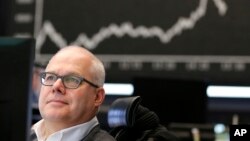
[52,78,66,94]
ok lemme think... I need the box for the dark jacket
[81,125,116,141]
[30,125,116,141]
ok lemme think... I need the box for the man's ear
[94,87,105,106]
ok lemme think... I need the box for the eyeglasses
[40,72,99,89]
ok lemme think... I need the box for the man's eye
[46,75,56,81]
[65,77,79,83]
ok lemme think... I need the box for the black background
[1,0,250,83]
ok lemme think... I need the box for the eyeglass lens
[41,73,82,89]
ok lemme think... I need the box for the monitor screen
[133,77,208,126]
[0,37,35,141]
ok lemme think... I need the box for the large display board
[5,0,250,83]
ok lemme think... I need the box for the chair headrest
[107,96,141,128]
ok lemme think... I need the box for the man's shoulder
[82,125,116,141]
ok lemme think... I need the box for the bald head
[57,46,95,59]
[48,46,106,86]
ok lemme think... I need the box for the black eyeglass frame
[40,72,99,89]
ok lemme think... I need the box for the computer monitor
[133,77,208,126]
[0,37,35,141]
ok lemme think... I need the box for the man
[31,46,116,141]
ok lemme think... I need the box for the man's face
[38,51,98,125]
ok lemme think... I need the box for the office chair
[107,96,179,141]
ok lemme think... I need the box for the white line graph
[35,0,227,59]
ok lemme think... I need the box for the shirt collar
[32,116,99,141]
